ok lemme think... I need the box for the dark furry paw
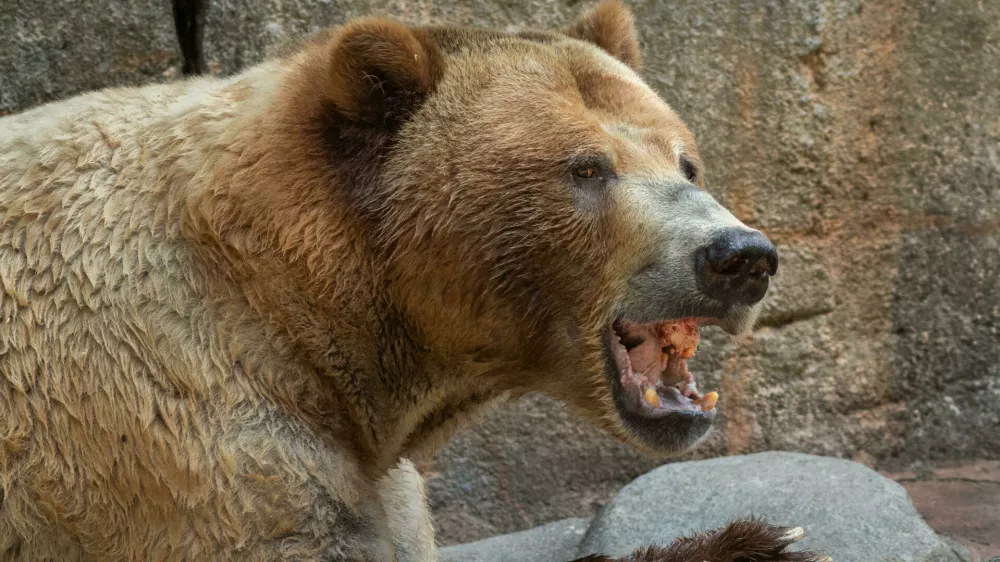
[572,517,830,562]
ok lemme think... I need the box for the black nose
[696,229,778,306]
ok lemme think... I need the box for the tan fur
[565,0,644,71]
[376,460,436,562]
[0,2,752,560]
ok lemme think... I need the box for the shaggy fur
[0,1,824,560]
[577,518,826,562]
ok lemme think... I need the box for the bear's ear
[325,18,444,130]
[564,1,642,70]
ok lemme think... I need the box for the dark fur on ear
[564,1,642,70]
[325,18,445,130]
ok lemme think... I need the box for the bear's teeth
[693,391,718,412]
[643,387,660,408]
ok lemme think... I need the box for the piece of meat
[658,319,699,358]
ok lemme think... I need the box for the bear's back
[0,81,198,324]
[0,62,286,392]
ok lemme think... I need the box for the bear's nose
[696,229,778,306]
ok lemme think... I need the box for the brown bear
[0,1,826,560]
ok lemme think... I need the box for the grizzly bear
[0,1,826,560]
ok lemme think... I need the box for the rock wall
[0,0,180,114]
[4,0,998,546]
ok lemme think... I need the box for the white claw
[782,527,805,542]
[817,557,833,562]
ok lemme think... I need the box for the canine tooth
[644,388,660,408]
[695,391,718,411]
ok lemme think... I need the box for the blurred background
[3,0,998,557]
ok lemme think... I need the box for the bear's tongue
[619,319,718,411]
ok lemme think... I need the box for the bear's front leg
[572,518,830,562]
[377,459,438,562]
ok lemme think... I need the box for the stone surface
[887,461,1000,561]
[577,452,962,562]
[439,517,590,562]
[202,0,360,74]
[890,231,1000,462]
[0,0,180,114]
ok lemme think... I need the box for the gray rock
[936,536,973,562]
[577,452,961,562]
[758,245,836,328]
[201,0,361,75]
[0,0,180,114]
[890,231,1000,461]
[439,517,591,562]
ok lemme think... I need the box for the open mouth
[608,317,719,417]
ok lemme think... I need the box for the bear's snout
[695,228,778,307]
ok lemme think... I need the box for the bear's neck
[181,63,508,472]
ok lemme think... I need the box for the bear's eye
[570,158,612,191]
[680,157,698,183]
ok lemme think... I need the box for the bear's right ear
[325,18,444,130]
[564,1,642,70]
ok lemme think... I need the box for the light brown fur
[0,2,823,560]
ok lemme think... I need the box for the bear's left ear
[325,18,444,130]
[564,1,642,70]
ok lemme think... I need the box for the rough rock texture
[887,460,1000,561]
[439,517,591,562]
[0,0,180,114]
[578,452,962,562]
[202,0,364,74]
[5,0,998,547]
[442,454,964,562]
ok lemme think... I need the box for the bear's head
[298,1,778,455]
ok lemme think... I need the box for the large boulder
[442,453,966,562]
[0,0,180,114]
[579,452,962,562]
